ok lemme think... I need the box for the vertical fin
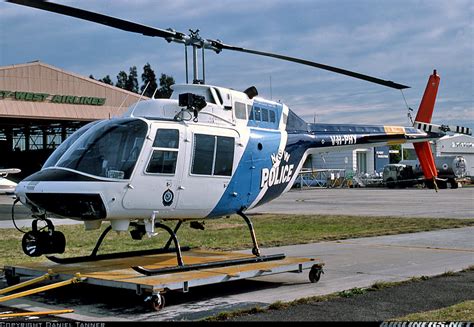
[414,142,437,179]
[415,70,440,123]
[414,70,440,186]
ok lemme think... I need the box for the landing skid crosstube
[43,212,267,276]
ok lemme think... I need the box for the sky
[0,0,472,131]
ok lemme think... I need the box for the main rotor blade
[7,0,410,89]
[212,42,410,90]
[6,0,179,39]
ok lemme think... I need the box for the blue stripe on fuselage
[255,132,315,207]
[208,128,282,217]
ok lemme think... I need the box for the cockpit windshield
[56,118,148,179]
[43,120,101,169]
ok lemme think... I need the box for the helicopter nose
[25,192,107,220]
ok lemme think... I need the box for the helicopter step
[3,250,324,311]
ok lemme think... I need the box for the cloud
[0,0,472,131]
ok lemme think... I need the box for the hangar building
[307,146,389,174]
[434,134,474,177]
[0,61,146,178]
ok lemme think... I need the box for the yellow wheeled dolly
[0,269,84,318]
[3,249,324,311]
[0,309,74,318]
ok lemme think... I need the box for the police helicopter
[7,0,472,275]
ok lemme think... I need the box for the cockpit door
[122,123,185,211]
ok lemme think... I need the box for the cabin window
[192,134,234,176]
[248,106,275,123]
[254,107,261,121]
[235,102,247,120]
[269,110,276,123]
[146,129,179,174]
[261,108,269,122]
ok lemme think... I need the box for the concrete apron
[2,226,473,321]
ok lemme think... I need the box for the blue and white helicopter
[8,0,471,274]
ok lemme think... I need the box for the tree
[389,144,410,163]
[116,71,128,89]
[89,74,95,80]
[125,66,139,93]
[99,75,113,85]
[141,63,158,98]
[156,73,175,98]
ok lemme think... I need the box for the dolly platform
[3,249,324,310]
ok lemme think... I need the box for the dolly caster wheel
[309,265,324,283]
[145,294,165,311]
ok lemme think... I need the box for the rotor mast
[165,29,221,85]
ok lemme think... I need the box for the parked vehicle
[382,164,417,188]
[383,156,466,189]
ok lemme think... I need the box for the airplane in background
[0,168,21,195]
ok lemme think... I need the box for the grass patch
[208,306,266,321]
[338,287,367,298]
[392,300,474,321]
[1,214,473,267]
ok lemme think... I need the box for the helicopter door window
[146,129,179,174]
[214,136,234,176]
[153,129,179,148]
[192,134,214,175]
[192,134,234,176]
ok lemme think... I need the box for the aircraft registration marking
[329,134,357,146]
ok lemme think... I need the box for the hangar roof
[0,61,148,121]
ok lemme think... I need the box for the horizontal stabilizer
[414,121,472,136]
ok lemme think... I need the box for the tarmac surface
[249,187,474,218]
[1,227,473,321]
[1,187,473,229]
[0,187,473,321]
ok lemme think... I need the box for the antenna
[184,45,189,84]
[118,94,130,112]
[269,75,273,100]
[132,81,150,111]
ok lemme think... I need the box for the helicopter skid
[46,246,190,265]
[132,253,286,276]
